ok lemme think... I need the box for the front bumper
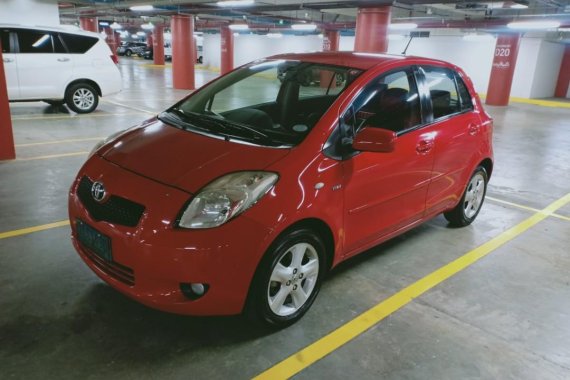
[68,155,272,316]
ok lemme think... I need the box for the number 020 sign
[495,47,511,57]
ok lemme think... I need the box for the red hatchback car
[69,52,493,327]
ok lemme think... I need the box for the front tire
[247,229,326,328]
[444,166,488,227]
[125,49,132,57]
[65,83,99,114]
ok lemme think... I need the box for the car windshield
[160,59,363,147]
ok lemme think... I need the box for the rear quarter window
[59,33,98,54]
[455,74,474,111]
[1,30,10,53]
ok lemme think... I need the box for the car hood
[101,120,289,194]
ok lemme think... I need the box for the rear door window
[15,29,55,53]
[1,29,11,53]
[455,74,474,111]
[421,66,462,119]
[59,33,98,53]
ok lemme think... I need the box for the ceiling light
[110,22,122,30]
[131,34,140,38]
[317,33,323,39]
[233,32,239,37]
[130,5,154,11]
[217,0,254,6]
[389,23,418,30]
[267,33,283,38]
[99,21,109,26]
[291,24,317,31]
[511,0,529,9]
[558,27,570,32]
[463,33,494,42]
[136,31,146,36]
[507,20,561,29]
[141,22,154,30]
[229,24,249,30]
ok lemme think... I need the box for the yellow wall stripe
[16,151,89,161]
[0,220,70,240]
[16,137,103,148]
[254,192,570,380]
[478,94,570,108]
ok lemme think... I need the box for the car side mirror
[352,127,397,153]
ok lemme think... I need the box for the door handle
[3,58,14,63]
[468,123,480,136]
[416,140,434,154]
[57,57,70,62]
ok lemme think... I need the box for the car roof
[0,23,100,38]
[268,51,452,71]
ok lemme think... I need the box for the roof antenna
[402,36,413,55]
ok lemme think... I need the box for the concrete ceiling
[57,0,570,31]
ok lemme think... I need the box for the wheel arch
[65,79,102,97]
[479,157,493,179]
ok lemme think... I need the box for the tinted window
[59,33,98,53]
[342,68,422,135]
[455,75,474,111]
[53,34,66,53]
[1,30,10,53]
[297,66,348,99]
[16,29,54,53]
[421,66,461,119]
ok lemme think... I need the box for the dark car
[117,42,146,57]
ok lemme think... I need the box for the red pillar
[147,33,153,48]
[113,31,121,51]
[554,44,570,98]
[171,15,195,90]
[486,33,521,106]
[321,30,340,88]
[354,7,391,53]
[103,27,118,59]
[79,16,98,32]
[220,26,234,75]
[0,41,16,161]
[153,25,165,65]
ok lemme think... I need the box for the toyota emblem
[91,181,106,202]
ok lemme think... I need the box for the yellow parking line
[487,196,570,222]
[16,151,89,161]
[16,137,103,148]
[11,112,142,121]
[101,99,157,115]
[254,193,570,380]
[0,220,69,240]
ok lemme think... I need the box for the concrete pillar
[321,30,340,88]
[147,33,153,48]
[354,7,391,53]
[80,16,98,33]
[486,33,521,106]
[554,44,570,98]
[220,26,234,75]
[153,25,165,65]
[0,41,16,161]
[103,27,118,58]
[171,15,195,90]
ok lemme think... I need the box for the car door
[14,28,73,99]
[1,28,19,99]
[340,67,436,256]
[418,66,482,215]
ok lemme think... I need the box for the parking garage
[1,0,570,379]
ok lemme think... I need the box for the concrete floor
[1,59,569,379]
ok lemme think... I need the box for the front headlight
[88,129,126,158]
[178,171,278,229]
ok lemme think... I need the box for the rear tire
[125,49,132,57]
[65,83,99,114]
[246,228,326,328]
[444,166,488,227]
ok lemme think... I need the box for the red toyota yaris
[69,52,493,327]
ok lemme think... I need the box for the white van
[1,24,122,113]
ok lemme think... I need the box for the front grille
[81,245,135,286]
[77,176,145,227]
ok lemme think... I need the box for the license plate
[76,219,112,262]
